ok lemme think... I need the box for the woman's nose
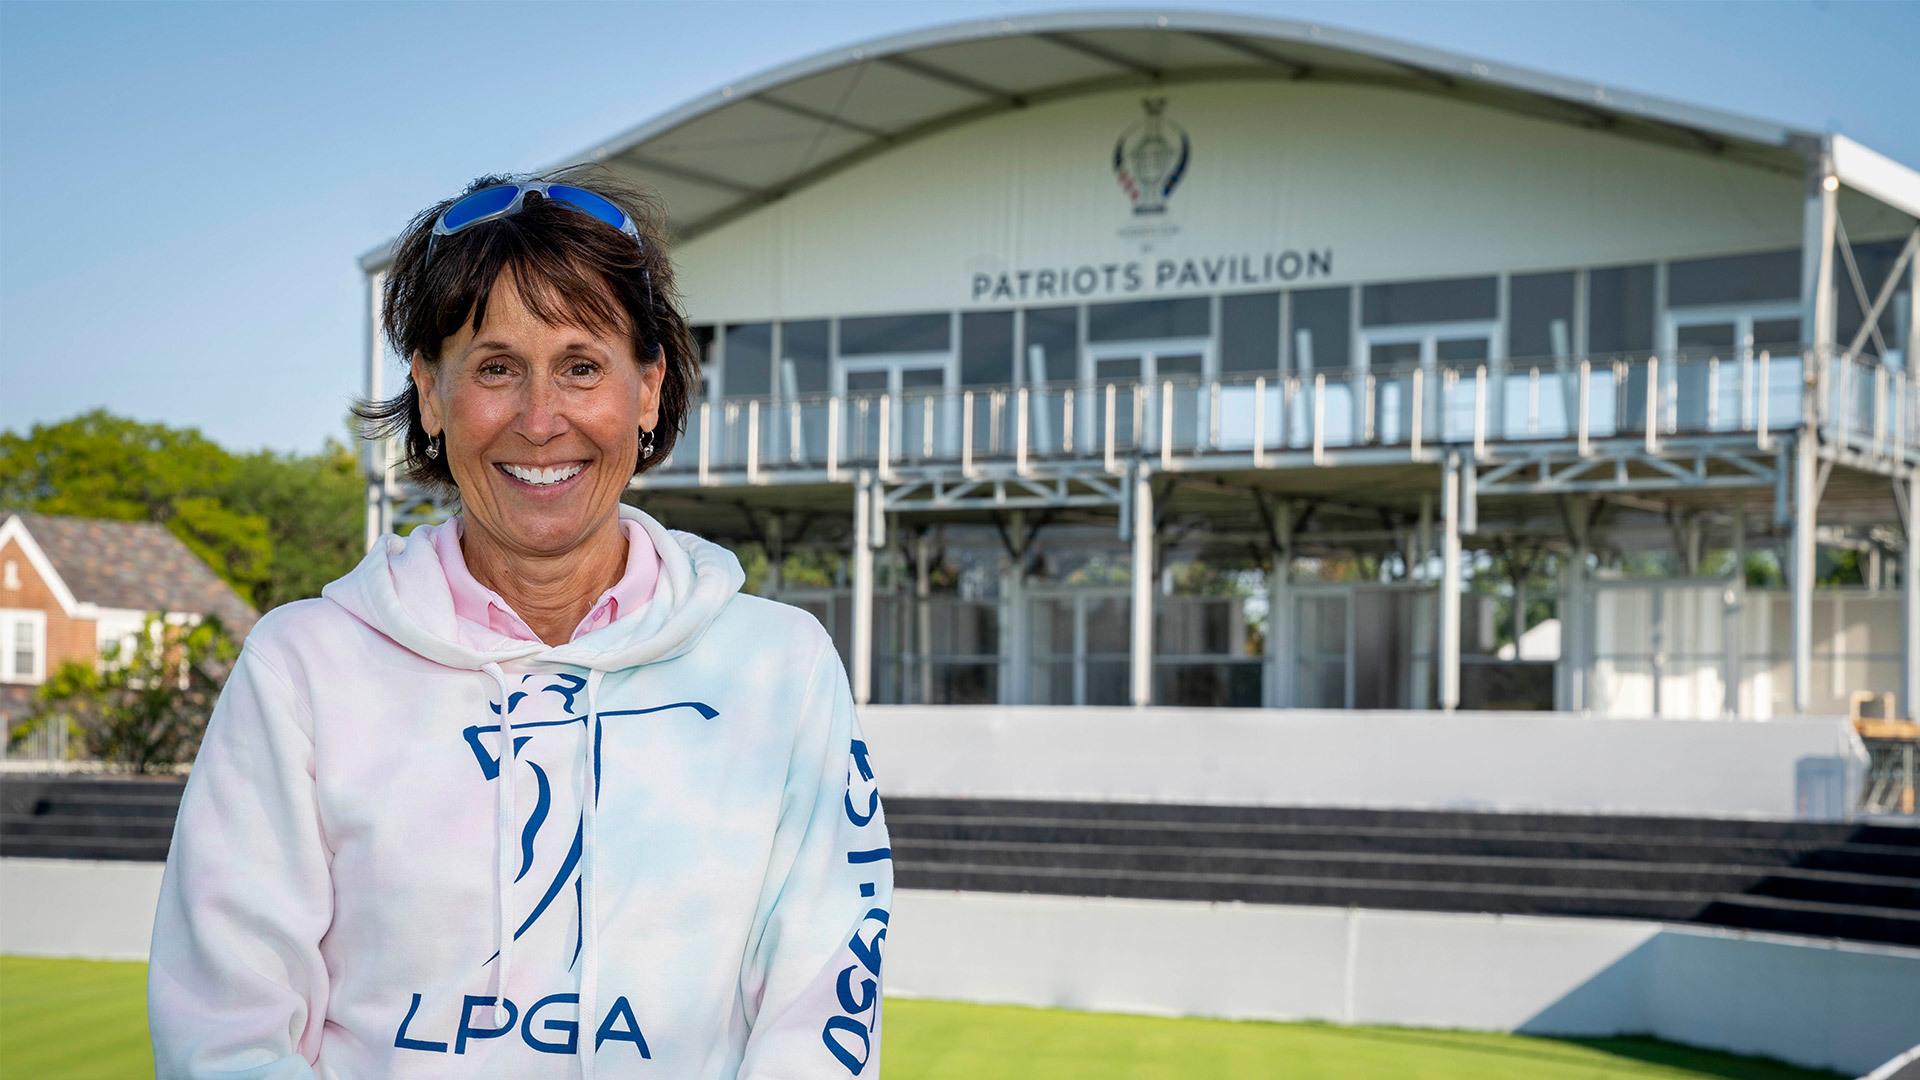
[518,374,569,442]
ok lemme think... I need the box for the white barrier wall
[7,861,1915,1074]
[887,889,1920,1078]
[858,706,1866,819]
[1,858,162,961]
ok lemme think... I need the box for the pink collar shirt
[430,512,661,650]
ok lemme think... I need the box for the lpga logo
[389,674,719,1059]
[1113,97,1190,215]
[461,672,718,971]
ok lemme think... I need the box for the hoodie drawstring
[481,660,606,1077]
[579,667,606,1080]
[481,661,517,1030]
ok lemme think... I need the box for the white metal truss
[1473,437,1784,497]
[881,470,1126,513]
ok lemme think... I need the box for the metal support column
[765,514,784,595]
[914,529,932,705]
[1560,541,1587,712]
[1265,500,1295,709]
[1130,462,1155,707]
[1802,147,1838,365]
[1002,510,1029,706]
[1909,241,1920,365]
[1728,501,1748,718]
[852,470,875,706]
[1791,436,1818,712]
[1440,453,1463,712]
[1416,492,1433,580]
[1906,475,1920,720]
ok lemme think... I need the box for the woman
[147,168,892,1079]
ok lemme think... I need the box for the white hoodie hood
[149,504,893,1079]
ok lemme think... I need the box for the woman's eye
[569,360,600,376]
[479,362,511,377]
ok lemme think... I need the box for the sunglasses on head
[425,178,656,315]
[426,180,643,263]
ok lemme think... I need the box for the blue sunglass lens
[440,185,519,231]
[547,185,629,231]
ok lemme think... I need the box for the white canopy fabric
[360,8,1918,270]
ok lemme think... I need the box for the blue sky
[2,0,1916,456]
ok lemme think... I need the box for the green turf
[881,999,1841,1079]
[1,956,153,1080]
[0,956,1841,1079]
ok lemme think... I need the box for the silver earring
[425,433,441,460]
[638,427,655,460]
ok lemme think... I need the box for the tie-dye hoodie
[147,503,892,1079]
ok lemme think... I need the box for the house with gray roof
[0,511,259,734]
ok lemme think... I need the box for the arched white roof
[360,8,1916,270]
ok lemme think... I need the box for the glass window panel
[1158,599,1232,656]
[722,323,772,398]
[1029,660,1074,704]
[1361,277,1497,326]
[1032,597,1074,656]
[1084,596,1131,653]
[1436,337,1491,364]
[1508,272,1576,361]
[1587,265,1656,357]
[1667,249,1798,307]
[1369,341,1420,372]
[930,662,997,705]
[1303,595,1347,653]
[1676,323,1736,350]
[1022,307,1078,384]
[1753,319,1800,351]
[13,619,35,676]
[927,601,999,656]
[1155,661,1262,708]
[1087,298,1210,341]
[690,325,716,399]
[1290,287,1350,371]
[1297,660,1346,708]
[960,311,1015,386]
[900,366,945,389]
[1158,353,1203,377]
[779,320,830,395]
[1220,292,1280,373]
[838,312,949,355]
[1084,660,1131,705]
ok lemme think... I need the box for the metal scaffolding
[359,144,1920,720]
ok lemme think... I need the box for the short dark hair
[350,165,697,507]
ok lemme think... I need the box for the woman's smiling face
[410,265,664,557]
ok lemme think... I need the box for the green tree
[0,409,271,603]
[1,409,368,610]
[0,407,236,519]
[11,611,241,773]
[221,431,365,608]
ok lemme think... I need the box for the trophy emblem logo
[1113,97,1190,215]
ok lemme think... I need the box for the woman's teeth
[499,462,585,486]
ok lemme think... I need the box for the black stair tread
[886,814,1920,864]
[0,831,170,847]
[888,798,1875,841]
[900,859,1736,904]
[8,778,1913,947]
[2,812,178,826]
[5,794,185,809]
[889,837,1919,887]
[1700,892,1920,923]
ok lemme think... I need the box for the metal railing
[643,348,1916,479]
